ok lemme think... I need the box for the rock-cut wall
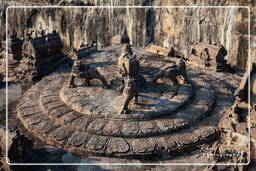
[1,0,255,69]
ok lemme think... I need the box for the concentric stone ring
[17,45,225,157]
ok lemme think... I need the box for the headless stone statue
[117,44,146,90]
[120,29,130,44]
[152,59,188,85]
[120,76,139,114]
[67,60,108,88]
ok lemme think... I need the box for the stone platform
[16,45,239,158]
[60,81,193,120]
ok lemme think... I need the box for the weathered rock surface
[0,1,254,168]
[0,0,254,69]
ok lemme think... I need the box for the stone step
[60,82,195,120]
[39,89,190,138]
[26,73,215,139]
[18,95,219,158]
[16,72,218,158]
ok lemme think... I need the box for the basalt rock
[111,30,130,45]
[235,61,256,105]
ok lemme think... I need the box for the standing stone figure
[120,76,139,114]
[67,60,108,88]
[117,44,146,89]
[152,59,188,85]
[117,44,137,76]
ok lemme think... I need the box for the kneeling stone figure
[152,59,187,85]
[68,60,108,88]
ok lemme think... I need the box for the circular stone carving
[16,45,237,158]
[60,82,193,120]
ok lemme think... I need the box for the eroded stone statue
[152,59,187,85]
[68,60,108,88]
[117,44,137,76]
[120,76,139,114]
[117,44,144,113]
[189,42,229,71]
[117,44,146,89]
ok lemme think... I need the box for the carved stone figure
[120,29,130,44]
[235,61,256,109]
[152,59,187,85]
[0,73,3,82]
[117,44,137,76]
[189,42,229,71]
[117,44,146,89]
[120,76,139,114]
[68,60,108,88]
[119,44,134,58]
[16,30,70,82]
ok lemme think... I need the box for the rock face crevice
[0,0,254,69]
[146,8,156,45]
